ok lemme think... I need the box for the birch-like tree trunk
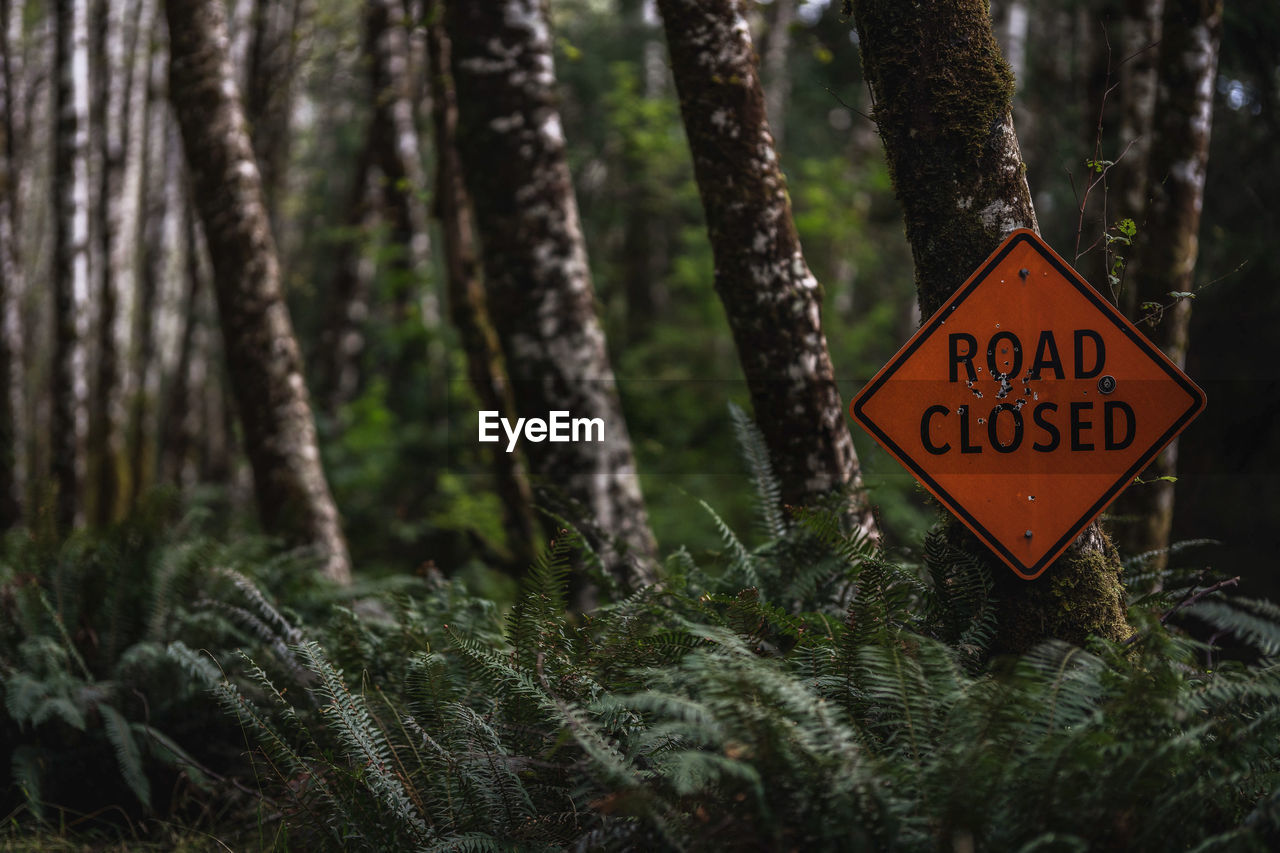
[656,0,877,534]
[1110,0,1220,569]
[52,0,91,531]
[0,0,21,527]
[446,0,657,585]
[426,2,538,571]
[852,0,1131,652]
[166,0,351,584]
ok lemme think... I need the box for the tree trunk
[0,0,21,528]
[425,2,539,571]
[366,0,436,403]
[314,132,376,416]
[656,0,876,535]
[1111,0,1164,309]
[159,193,204,488]
[1109,0,1221,570]
[52,0,91,532]
[166,0,351,584]
[243,0,308,222]
[446,0,657,586]
[852,0,1131,652]
[761,0,794,153]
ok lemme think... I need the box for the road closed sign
[850,229,1206,579]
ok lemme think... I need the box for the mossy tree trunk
[657,0,877,537]
[425,0,539,571]
[446,0,657,586]
[852,0,1130,652]
[1110,0,1221,571]
[167,0,351,584]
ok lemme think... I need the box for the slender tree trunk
[52,0,91,531]
[159,193,204,488]
[366,0,436,399]
[1110,0,1220,570]
[1113,0,1165,315]
[615,0,668,345]
[126,29,168,513]
[243,0,308,222]
[426,2,539,571]
[446,0,657,586]
[166,0,351,584]
[88,0,147,524]
[0,0,21,527]
[314,132,376,416]
[656,0,877,535]
[852,0,1131,652]
[760,0,794,153]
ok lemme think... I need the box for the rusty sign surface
[849,229,1206,579]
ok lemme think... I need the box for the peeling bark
[446,0,657,585]
[426,4,539,571]
[1110,0,1220,570]
[52,0,92,531]
[166,0,351,584]
[853,0,1130,652]
[657,0,876,533]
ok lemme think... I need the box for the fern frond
[729,401,787,540]
[100,703,152,810]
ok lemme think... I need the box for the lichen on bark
[853,0,1130,652]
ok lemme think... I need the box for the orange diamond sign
[850,229,1206,579]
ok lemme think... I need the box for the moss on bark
[853,0,1130,652]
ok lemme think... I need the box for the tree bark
[243,0,308,222]
[52,0,92,531]
[166,0,351,584]
[446,0,657,586]
[1111,0,1164,305]
[656,0,876,535]
[1109,0,1220,570]
[314,131,376,416]
[366,0,436,402]
[852,0,1130,652]
[0,0,21,527]
[760,0,795,153]
[426,2,539,571]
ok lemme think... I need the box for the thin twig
[824,86,875,123]
[1123,575,1240,647]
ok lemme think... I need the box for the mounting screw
[1024,530,1033,538]
[1019,268,1030,280]
[1097,375,1116,395]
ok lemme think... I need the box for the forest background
[1,0,1280,847]
[0,0,1274,595]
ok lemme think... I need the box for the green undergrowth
[3,434,1280,851]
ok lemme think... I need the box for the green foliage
[191,439,1280,851]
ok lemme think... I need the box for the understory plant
[185,417,1280,852]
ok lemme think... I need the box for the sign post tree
[848,0,1180,651]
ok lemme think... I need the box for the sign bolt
[1024,530,1033,538]
[1019,268,1030,280]
[1097,375,1116,395]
